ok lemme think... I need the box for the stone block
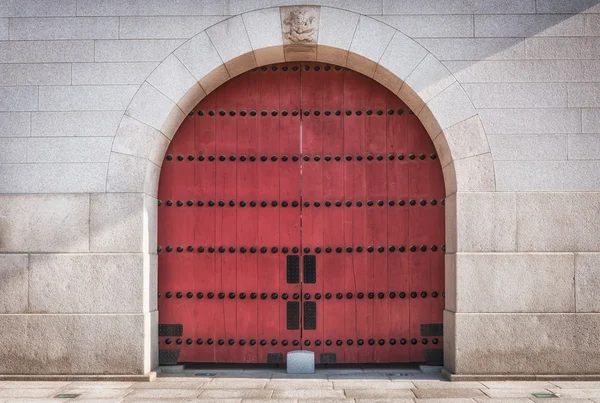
[0,254,28,314]
[0,194,89,252]
[517,193,600,252]
[120,16,227,39]
[348,16,395,77]
[412,380,484,388]
[449,312,600,374]
[575,253,600,312]
[449,192,517,253]
[0,163,106,193]
[537,0,600,13]
[454,253,575,313]
[287,350,315,374]
[475,14,584,37]
[0,86,38,111]
[0,18,6,39]
[0,112,29,137]
[587,14,600,36]
[496,160,600,191]
[374,15,473,38]
[374,31,429,94]
[383,0,535,14]
[434,116,489,169]
[416,38,525,61]
[526,37,600,59]
[463,83,567,109]
[583,109,600,133]
[0,388,59,398]
[10,17,118,40]
[0,138,27,163]
[39,85,138,111]
[484,389,555,398]
[31,111,123,137]
[418,82,476,137]
[446,60,583,83]
[569,134,600,160]
[0,63,71,86]
[207,16,256,77]
[568,83,600,107]
[272,389,345,398]
[443,153,496,195]
[125,82,186,139]
[204,379,266,389]
[147,54,205,114]
[95,39,185,62]
[317,6,360,65]
[479,108,580,134]
[27,137,113,163]
[268,379,332,388]
[29,253,144,314]
[333,380,412,389]
[0,314,146,374]
[147,253,158,312]
[72,62,159,85]
[445,254,457,313]
[113,115,170,166]
[90,193,152,253]
[0,0,76,17]
[488,135,567,161]
[242,8,284,66]
[481,381,556,389]
[413,389,485,398]
[0,40,94,63]
[399,54,455,114]
[345,389,415,398]
[127,389,200,398]
[107,152,160,195]
[200,389,272,398]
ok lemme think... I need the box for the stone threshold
[0,371,157,382]
[442,368,600,381]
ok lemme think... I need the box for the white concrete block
[39,85,138,111]
[9,17,118,40]
[583,108,600,133]
[374,15,473,38]
[526,37,600,59]
[0,112,29,137]
[0,40,94,63]
[569,134,600,159]
[31,111,123,137]
[146,54,205,114]
[0,163,106,193]
[0,254,28,313]
[0,194,89,252]
[348,16,396,76]
[383,0,535,14]
[463,83,567,108]
[72,62,158,85]
[0,0,76,17]
[478,108,580,134]
[496,160,600,191]
[576,253,600,313]
[29,254,145,313]
[0,86,38,111]
[475,14,585,37]
[27,137,113,163]
[568,83,600,107]
[488,134,567,161]
[455,253,575,313]
[95,39,185,62]
[207,15,253,64]
[446,60,583,83]
[416,38,525,61]
[120,16,227,39]
[517,192,600,251]
[0,138,27,163]
[0,63,71,86]
[112,115,169,166]
[537,0,600,14]
[0,18,7,40]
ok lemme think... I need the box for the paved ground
[2,367,600,403]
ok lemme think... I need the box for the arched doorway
[157,62,445,365]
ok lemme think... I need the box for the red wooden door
[157,63,444,365]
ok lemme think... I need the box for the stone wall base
[0,372,157,382]
[442,369,600,382]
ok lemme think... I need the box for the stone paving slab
[413,389,486,398]
[550,389,600,398]
[203,380,267,389]
[413,381,484,389]
[333,380,414,389]
[199,389,273,398]
[552,382,600,389]
[271,389,346,398]
[474,398,534,403]
[0,389,60,398]
[414,399,477,403]
[126,389,201,399]
[481,382,557,389]
[482,389,554,398]
[355,399,414,403]
[266,379,333,389]
[344,389,415,398]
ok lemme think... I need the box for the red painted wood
[157,62,444,364]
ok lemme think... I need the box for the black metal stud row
[194,109,411,117]
[160,337,438,346]
[252,64,348,72]
[159,199,445,207]
[158,245,445,253]
[159,291,444,299]
[166,153,436,162]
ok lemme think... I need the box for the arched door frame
[105,6,494,375]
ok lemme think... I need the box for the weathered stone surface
[207,16,255,77]
[10,17,119,40]
[120,16,226,39]
[413,389,485,398]
[434,116,489,168]
[496,160,600,191]
[72,62,158,85]
[0,163,106,193]
[31,111,123,137]
[454,253,575,313]
[0,63,71,86]
[0,0,76,17]
[450,311,600,374]
[383,0,535,14]
[418,82,476,137]
[107,152,160,195]
[200,389,272,398]
[575,253,600,313]
[484,389,556,398]
[488,135,567,161]
[475,14,585,37]
[112,115,169,166]
[569,134,600,160]
[242,8,283,66]
[345,389,415,398]
[0,86,38,111]
[374,15,473,38]
[0,138,27,163]
[0,40,94,63]
[479,108,580,134]
[568,83,600,107]
[463,83,567,108]
[0,314,146,374]
[0,254,28,314]
[526,37,600,59]
[272,389,346,398]
[29,253,144,313]
[417,38,525,61]
[204,379,266,389]
[27,137,113,163]
[537,0,600,13]
[316,6,359,65]
[0,17,6,39]
[446,60,583,83]
[95,39,185,62]
[0,194,89,252]
[39,85,138,111]
[0,111,29,137]
[443,153,496,194]
[287,350,314,374]
[583,109,600,133]
[348,16,395,77]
